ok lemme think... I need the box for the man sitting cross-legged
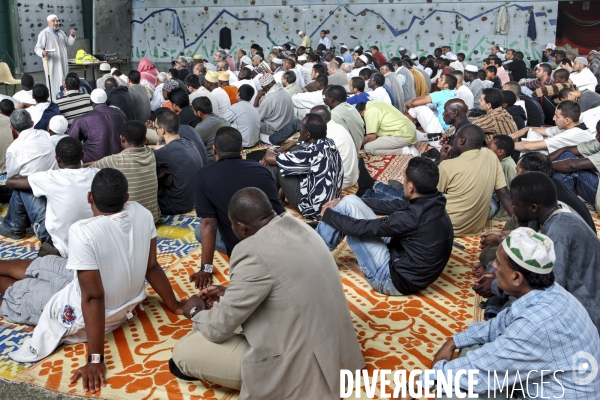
[550,120,600,211]
[171,188,364,399]
[90,120,160,223]
[4,137,99,260]
[473,172,600,331]
[0,109,58,243]
[189,127,285,289]
[316,157,453,296]
[400,228,600,400]
[8,169,185,395]
[511,100,594,153]
[260,113,343,220]
[356,125,513,236]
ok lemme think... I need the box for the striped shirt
[55,91,93,126]
[92,146,160,223]
[469,107,518,144]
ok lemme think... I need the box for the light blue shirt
[429,283,600,399]
[429,89,457,130]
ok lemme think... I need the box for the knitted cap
[163,79,179,92]
[205,70,219,83]
[575,57,588,66]
[259,73,274,87]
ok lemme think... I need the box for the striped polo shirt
[55,90,93,126]
[92,146,160,222]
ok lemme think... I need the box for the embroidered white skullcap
[240,55,252,65]
[47,15,58,21]
[48,115,68,135]
[90,89,107,104]
[399,47,406,51]
[546,43,556,50]
[298,55,307,61]
[465,65,479,73]
[259,73,275,87]
[271,58,284,65]
[358,55,368,63]
[501,228,555,274]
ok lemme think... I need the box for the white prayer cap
[271,58,283,65]
[465,65,479,73]
[546,43,556,50]
[447,53,458,61]
[340,45,348,50]
[399,47,406,51]
[47,15,58,22]
[501,228,555,274]
[354,46,362,51]
[99,63,111,72]
[110,67,117,74]
[240,55,252,65]
[298,30,304,35]
[410,53,418,60]
[48,115,68,135]
[90,89,107,104]
[498,46,505,52]
[298,55,307,61]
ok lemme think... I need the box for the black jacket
[520,94,544,127]
[506,105,527,130]
[106,86,136,121]
[322,192,454,294]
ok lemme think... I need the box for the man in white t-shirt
[512,101,594,153]
[5,136,99,257]
[451,70,474,109]
[0,109,57,243]
[7,168,185,394]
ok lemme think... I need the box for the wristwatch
[88,354,104,364]
[201,264,213,273]
[189,305,204,318]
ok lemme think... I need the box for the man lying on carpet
[471,172,600,332]
[314,157,453,296]
[6,169,185,394]
[170,187,364,399]
[356,125,513,237]
[400,228,600,399]
[260,113,343,220]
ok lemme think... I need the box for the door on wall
[82,0,93,52]
[0,1,16,73]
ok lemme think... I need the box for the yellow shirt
[301,36,312,49]
[364,101,417,144]
[438,148,506,236]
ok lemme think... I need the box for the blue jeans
[362,181,405,201]
[316,195,402,296]
[268,119,302,145]
[553,152,599,206]
[194,223,228,254]
[3,190,49,242]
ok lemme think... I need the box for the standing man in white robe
[34,15,76,100]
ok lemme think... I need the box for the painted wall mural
[131,0,558,65]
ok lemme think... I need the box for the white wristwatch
[201,264,213,273]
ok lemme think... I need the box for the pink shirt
[497,66,510,86]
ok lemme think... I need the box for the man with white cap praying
[570,57,598,92]
[34,15,76,99]
[68,89,127,163]
[254,73,294,144]
[298,30,311,50]
[413,227,600,400]
[463,65,484,107]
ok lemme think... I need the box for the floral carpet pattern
[3,151,592,399]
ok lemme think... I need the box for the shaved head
[310,105,331,123]
[502,81,521,99]
[445,98,468,115]
[105,77,118,89]
[228,187,275,227]
[456,124,485,150]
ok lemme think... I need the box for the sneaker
[0,218,25,240]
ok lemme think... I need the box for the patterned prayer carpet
[1,151,595,398]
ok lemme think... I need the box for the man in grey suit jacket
[171,187,364,399]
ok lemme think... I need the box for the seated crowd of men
[0,39,598,398]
